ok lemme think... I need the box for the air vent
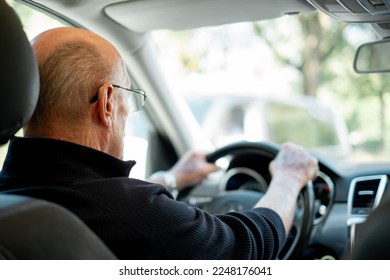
[348,175,388,217]
[352,179,380,214]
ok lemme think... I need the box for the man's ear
[96,83,114,127]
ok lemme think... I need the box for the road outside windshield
[152,14,390,163]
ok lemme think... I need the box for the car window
[1,1,150,179]
[152,14,388,163]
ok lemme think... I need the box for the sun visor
[104,0,315,32]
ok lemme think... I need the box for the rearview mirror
[354,38,390,73]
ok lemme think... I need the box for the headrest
[0,0,39,144]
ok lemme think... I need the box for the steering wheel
[202,141,315,259]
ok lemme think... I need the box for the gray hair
[29,40,117,129]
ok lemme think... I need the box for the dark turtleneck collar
[0,137,136,185]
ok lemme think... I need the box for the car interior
[2,0,390,260]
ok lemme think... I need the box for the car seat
[350,195,390,259]
[0,0,115,259]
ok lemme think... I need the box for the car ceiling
[21,0,390,36]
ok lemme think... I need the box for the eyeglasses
[90,84,147,112]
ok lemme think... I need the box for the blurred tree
[253,12,347,97]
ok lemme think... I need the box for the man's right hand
[269,142,319,190]
[255,142,319,235]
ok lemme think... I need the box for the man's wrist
[149,171,177,192]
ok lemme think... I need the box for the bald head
[26,27,127,134]
[32,27,121,67]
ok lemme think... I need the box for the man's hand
[257,142,319,234]
[269,142,318,190]
[169,151,219,190]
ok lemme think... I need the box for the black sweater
[0,137,285,259]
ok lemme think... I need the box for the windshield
[152,13,389,163]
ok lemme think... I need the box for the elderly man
[0,27,318,259]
